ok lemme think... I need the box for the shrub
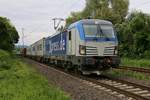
[0,49,11,70]
[0,49,10,59]
[143,51,150,59]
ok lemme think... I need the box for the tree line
[116,12,150,58]
[66,0,150,58]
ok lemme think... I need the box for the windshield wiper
[99,25,110,40]
[99,25,104,38]
[92,25,102,41]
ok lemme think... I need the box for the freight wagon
[26,38,45,62]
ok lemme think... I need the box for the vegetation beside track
[109,69,150,81]
[121,58,150,69]
[111,58,150,80]
[0,50,70,100]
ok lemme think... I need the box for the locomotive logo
[48,33,66,54]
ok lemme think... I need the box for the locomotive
[26,19,120,75]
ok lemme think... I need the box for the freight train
[26,19,120,75]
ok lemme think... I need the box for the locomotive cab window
[83,24,115,38]
[83,24,98,36]
[100,25,115,38]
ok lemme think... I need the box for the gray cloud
[0,0,85,45]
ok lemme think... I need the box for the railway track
[23,58,150,100]
[79,75,150,100]
[32,60,150,100]
[116,66,150,74]
[59,69,150,100]
[57,67,150,100]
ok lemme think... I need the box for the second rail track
[116,66,150,74]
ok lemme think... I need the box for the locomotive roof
[68,19,112,29]
[45,19,113,40]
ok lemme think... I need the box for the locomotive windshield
[83,24,98,36]
[83,24,115,38]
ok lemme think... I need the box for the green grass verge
[0,50,70,100]
[121,58,150,68]
[109,69,150,81]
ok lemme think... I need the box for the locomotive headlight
[114,46,118,55]
[79,45,86,55]
[114,50,118,55]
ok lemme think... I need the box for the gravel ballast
[23,58,123,100]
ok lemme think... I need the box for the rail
[27,58,150,100]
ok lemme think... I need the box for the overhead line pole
[22,28,25,48]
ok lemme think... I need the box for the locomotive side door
[68,28,76,55]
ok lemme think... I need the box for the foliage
[0,17,19,51]
[116,12,150,58]
[0,49,11,70]
[66,0,129,26]
[109,69,150,81]
[0,51,70,100]
[0,49,10,59]
[121,58,150,69]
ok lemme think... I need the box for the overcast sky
[0,0,150,45]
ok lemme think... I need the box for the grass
[109,69,150,81]
[0,50,70,100]
[121,58,150,69]
[112,57,150,81]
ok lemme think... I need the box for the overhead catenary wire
[51,0,84,31]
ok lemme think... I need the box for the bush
[0,49,11,70]
[121,57,150,68]
[0,51,70,100]
[0,49,10,59]
[143,51,150,59]
[116,11,150,58]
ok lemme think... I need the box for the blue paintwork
[45,32,67,56]
[44,19,118,56]
[68,19,118,43]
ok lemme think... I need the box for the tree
[66,12,83,27]
[0,17,19,51]
[116,11,150,58]
[66,0,129,26]
[111,0,129,22]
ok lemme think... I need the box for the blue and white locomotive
[27,19,120,75]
